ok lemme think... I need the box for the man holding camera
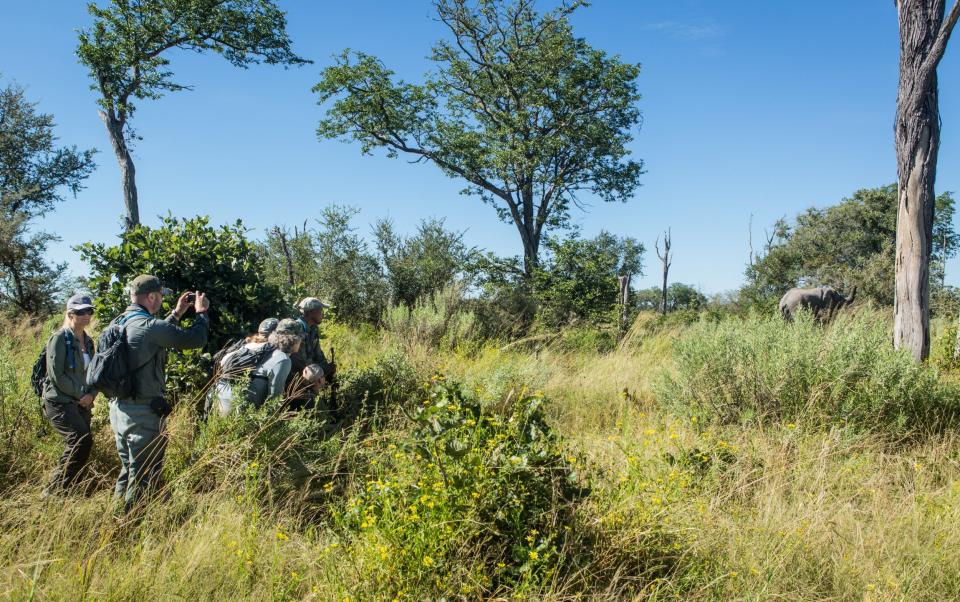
[109,275,210,511]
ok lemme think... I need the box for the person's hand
[174,292,193,317]
[194,291,209,314]
[78,394,95,408]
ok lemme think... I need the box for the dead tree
[618,274,631,337]
[655,229,672,315]
[893,0,960,361]
[272,227,295,288]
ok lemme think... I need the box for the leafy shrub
[381,283,477,351]
[654,311,958,433]
[375,217,479,308]
[533,231,643,328]
[333,379,587,597]
[78,215,287,397]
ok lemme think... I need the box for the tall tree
[0,81,96,314]
[76,0,309,229]
[893,0,960,360]
[315,0,643,279]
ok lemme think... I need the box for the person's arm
[150,313,209,350]
[81,337,98,399]
[269,356,292,398]
[45,333,84,400]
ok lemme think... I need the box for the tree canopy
[0,81,96,314]
[77,0,309,227]
[315,0,643,278]
[743,184,958,310]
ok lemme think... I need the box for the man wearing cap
[109,274,211,511]
[287,297,334,412]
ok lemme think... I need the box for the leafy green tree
[77,0,309,229]
[78,215,287,396]
[743,185,958,312]
[315,0,643,279]
[0,81,96,315]
[374,217,479,307]
[311,206,388,325]
[635,283,705,312]
[533,231,643,327]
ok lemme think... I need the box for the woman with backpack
[209,318,302,415]
[41,294,98,496]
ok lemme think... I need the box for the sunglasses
[71,308,94,316]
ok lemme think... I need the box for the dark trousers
[43,400,93,493]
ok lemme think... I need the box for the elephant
[778,285,857,322]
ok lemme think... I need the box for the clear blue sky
[2,0,958,294]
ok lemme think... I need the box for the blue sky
[1,0,958,294]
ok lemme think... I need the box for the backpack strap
[63,329,75,371]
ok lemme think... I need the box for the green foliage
[743,185,958,310]
[262,206,388,325]
[337,378,586,596]
[656,310,958,433]
[315,0,643,275]
[0,80,96,315]
[635,282,706,313]
[77,215,287,395]
[533,231,644,328]
[375,217,479,308]
[382,284,478,351]
[77,0,309,120]
[311,206,388,325]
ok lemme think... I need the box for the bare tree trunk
[618,274,631,337]
[655,229,672,315]
[893,0,959,361]
[273,227,295,287]
[953,307,960,360]
[99,109,139,230]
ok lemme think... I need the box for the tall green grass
[655,310,958,433]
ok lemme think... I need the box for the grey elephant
[778,285,857,322]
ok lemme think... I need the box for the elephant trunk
[846,286,857,306]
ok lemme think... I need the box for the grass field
[2,309,959,600]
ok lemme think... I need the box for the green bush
[654,311,958,433]
[381,284,477,351]
[78,215,288,398]
[333,378,587,597]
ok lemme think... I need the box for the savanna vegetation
[3,0,960,600]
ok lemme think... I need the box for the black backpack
[218,343,275,382]
[86,311,150,399]
[31,330,75,398]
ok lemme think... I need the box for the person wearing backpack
[209,318,302,415]
[108,275,210,512]
[40,294,98,497]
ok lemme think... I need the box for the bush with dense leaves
[78,215,288,397]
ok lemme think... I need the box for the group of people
[39,274,334,512]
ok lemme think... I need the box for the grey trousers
[109,400,167,512]
[42,400,93,493]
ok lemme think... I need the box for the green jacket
[42,328,96,405]
[288,318,331,379]
[119,304,209,402]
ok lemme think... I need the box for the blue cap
[67,294,94,312]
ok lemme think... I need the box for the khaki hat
[275,318,303,336]
[130,275,173,296]
[297,297,331,313]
